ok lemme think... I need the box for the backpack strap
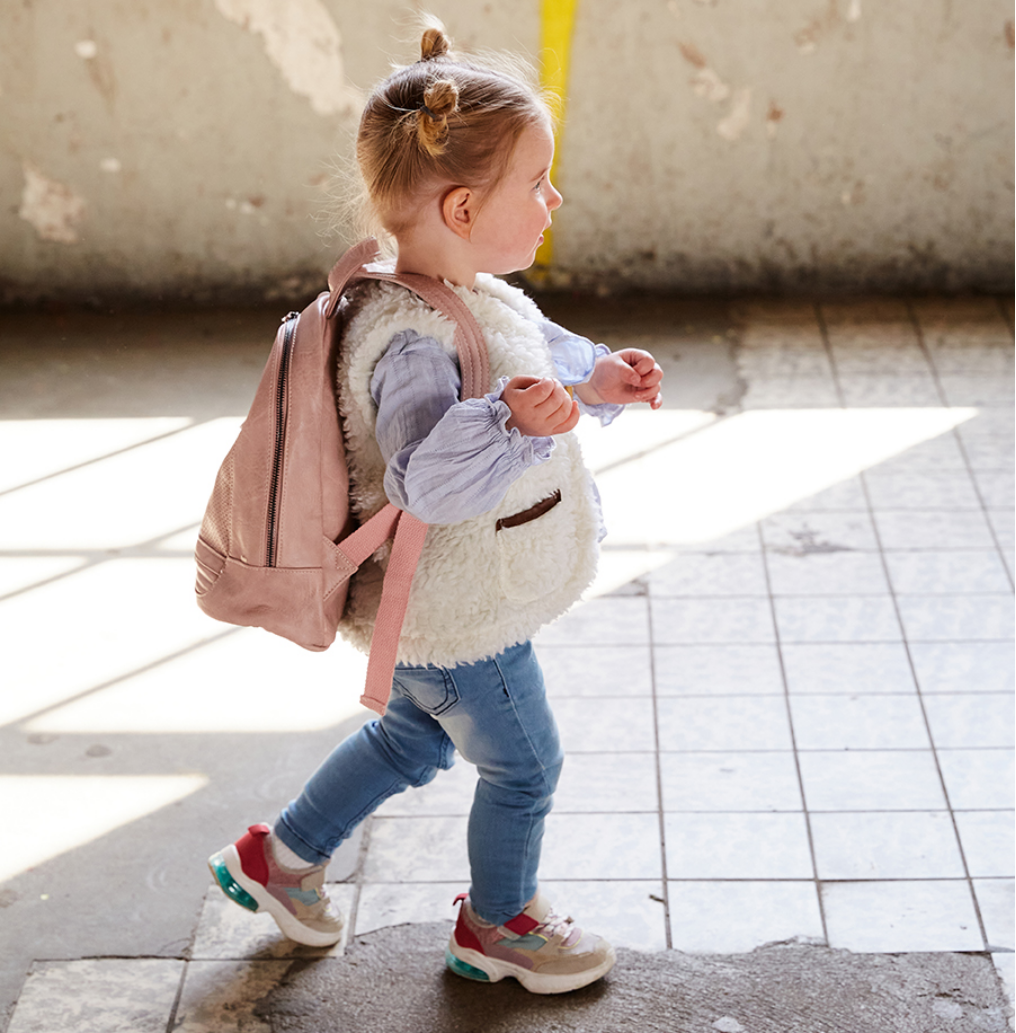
[324,239,494,716]
[325,239,491,400]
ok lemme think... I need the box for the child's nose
[547,180,563,210]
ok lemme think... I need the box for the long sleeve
[539,320,625,426]
[371,330,554,525]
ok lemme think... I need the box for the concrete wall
[0,0,1012,303]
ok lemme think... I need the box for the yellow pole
[531,0,579,284]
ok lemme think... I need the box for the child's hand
[580,349,664,409]
[503,375,580,436]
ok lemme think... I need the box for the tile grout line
[826,299,993,952]
[646,590,674,950]
[348,816,373,940]
[754,445,829,946]
[905,299,1014,594]
[163,958,190,1033]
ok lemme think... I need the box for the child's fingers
[548,399,581,434]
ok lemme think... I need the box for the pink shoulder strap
[326,240,492,715]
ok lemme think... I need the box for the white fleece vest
[336,272,601,667]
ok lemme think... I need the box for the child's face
[470,120,563,276]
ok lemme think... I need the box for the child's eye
[534,177,545,191]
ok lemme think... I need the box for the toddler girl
[209,20,662,995]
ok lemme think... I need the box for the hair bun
[417,78,457,156]
[420,26,451,61]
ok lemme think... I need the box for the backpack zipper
[266,312,299,566]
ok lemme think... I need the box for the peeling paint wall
[0,0,1011,302]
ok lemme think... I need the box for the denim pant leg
[431,641,564,926]
[274,685,456,865]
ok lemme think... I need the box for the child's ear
[441,186,474,241]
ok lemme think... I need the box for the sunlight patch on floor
[580,407,978,596]
[0,775,208,883]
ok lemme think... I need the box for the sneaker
[446,891,616,994]
[207,823,344,947]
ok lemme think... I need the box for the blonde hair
[355,19,552,238]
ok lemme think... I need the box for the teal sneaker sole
[445,948,492,982]
[208,853,259,913]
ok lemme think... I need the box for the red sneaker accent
[235,824,271,887]
[504,912,540,936]
[453,906,485,953]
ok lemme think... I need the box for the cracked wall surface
[0,0,1011,302]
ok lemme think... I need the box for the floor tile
[822,880,983,952]
[364,816,470,882]
[938,749,1015,810]
[874,509,997,549]
[541,812,663,879]
[355,882,459,935]
[868,433,967,474]
[665,812,814,878]
[653,644,785,696]
[740,376,840,408]
[962,436,1016,471]
[736,335,830,376]
[651,597,776,644]
[536,644,653,697]
[539,879,668,951]
[6,959,184,1033]
[924,342,1014,376]
[761,511,879,553]
[973,879,1015,950]
[987,508,1015,549]
[646,551,768,597]
[537,596,650,646]
[864,470,982,510]
[799,750,946,811]
[810,811,965,879]
[660,751,802,811]
[910,641,1015,694]
[657,696,793,751]
[957,407,1015,440]
[790,695,930,750]
[773,595,901,643]
[375,759,475,817]
[896,594,1014,641]
[884,550,1012,594]
[192,885,355,959]
[668,881,824,953]
[552,696,657,752]
[838,374,942,407]
[974,469,1016,509]
[766,551,890,595]
[553,751,659,812]
[954,811,1015,877]
[780,476,868,512]
[923,694,1015,748]
[174,960,290,1033]
[781,642,916,694]
[938,374,1015,407]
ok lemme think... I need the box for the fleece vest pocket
[496,490,575,605]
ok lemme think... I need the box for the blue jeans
[275,640,563,925]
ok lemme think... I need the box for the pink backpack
[194,238,489,715]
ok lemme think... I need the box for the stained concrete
[215,923,1011,1033]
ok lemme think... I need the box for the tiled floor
[2,296,1013,1031]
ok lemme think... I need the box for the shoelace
[535,909,579,944]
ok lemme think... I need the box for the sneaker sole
[445,940,616,995]
[207,844,344,948]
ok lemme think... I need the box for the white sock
[271,832,317,871]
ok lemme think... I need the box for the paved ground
[0,294,1012,1032]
